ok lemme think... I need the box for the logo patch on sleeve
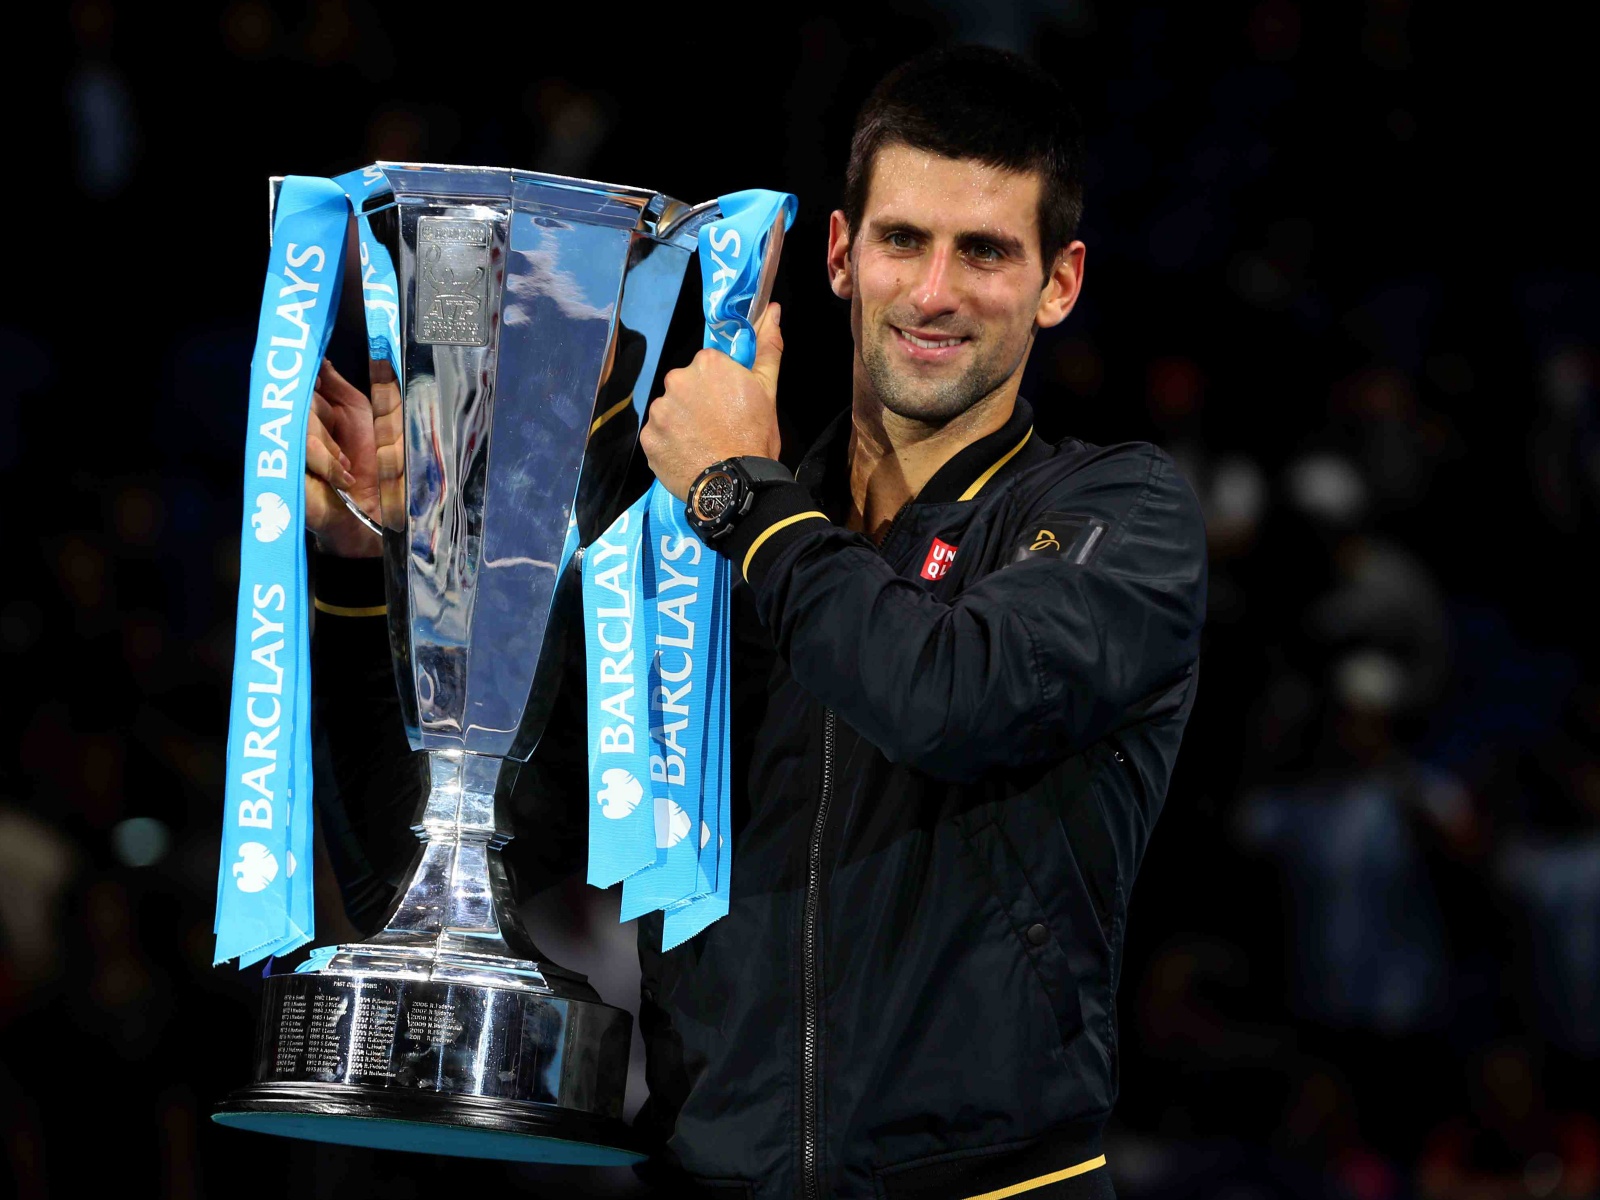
[1011,512,1108,565]
[920,537,959,580]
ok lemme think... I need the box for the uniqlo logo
[920,537,958,580]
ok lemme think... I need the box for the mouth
[891,325,970,362]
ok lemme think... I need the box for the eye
[966,242,1002,262]
[886,231,919,251]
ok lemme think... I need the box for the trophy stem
[326,749,594,998]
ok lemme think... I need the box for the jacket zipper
[801,509,898,1195]
[875,501,912,554]
[801,707,837,1200]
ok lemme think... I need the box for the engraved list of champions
[255,976,583,1105]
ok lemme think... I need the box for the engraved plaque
[249,973,626,1110]
[416,217,492,346]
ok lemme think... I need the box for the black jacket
[310,397,1207,1200]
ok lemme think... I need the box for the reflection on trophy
[212,164,726,1163]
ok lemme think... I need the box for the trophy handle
[334,487,384,538]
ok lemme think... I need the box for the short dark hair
[843,46,1086,271]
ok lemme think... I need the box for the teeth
[900,329,963,349]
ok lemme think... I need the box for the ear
[1035,240,1086,330]
[826,209,854,300]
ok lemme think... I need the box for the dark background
[4,2,1599,1197]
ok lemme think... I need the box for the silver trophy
[213,163,733,1163]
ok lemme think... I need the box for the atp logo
[233,842,279,893]
[597,768,644,819]
[252,492,291,543]
[920,537,959,581]
[419,244,485,298]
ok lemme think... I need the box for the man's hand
[639,305,784,499]
[306,360,382,558]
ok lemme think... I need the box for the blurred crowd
[2,2,1596,1197]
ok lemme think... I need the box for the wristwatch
[685,456,793,541]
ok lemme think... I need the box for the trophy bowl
[213,163,723,1163]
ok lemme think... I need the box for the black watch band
[685,457,792,541]
[731,456,793,487]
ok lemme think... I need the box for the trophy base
[214,1083,644,1164]
[215,968,641,1165]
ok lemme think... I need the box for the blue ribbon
[333,165,401,375]
[215,175,353,967]
[216,166,402,969]
[617,483,724,924]
[582,494,659,886]
[584,189,796,950]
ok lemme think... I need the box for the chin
[866,352,999,425]
[876,384,982,425]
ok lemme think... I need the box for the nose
[909,244,958,321]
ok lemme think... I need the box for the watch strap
[730,456,793,487]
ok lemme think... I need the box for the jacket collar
[797,396,1047,521]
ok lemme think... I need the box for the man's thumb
[752,303,784,395]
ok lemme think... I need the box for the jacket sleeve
[717,446,1207,781]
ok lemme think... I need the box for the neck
[846,381,1017,543]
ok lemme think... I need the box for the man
[307,46,1205,1200]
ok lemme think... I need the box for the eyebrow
[868,216,1028,260]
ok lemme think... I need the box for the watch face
[693,471,739,523]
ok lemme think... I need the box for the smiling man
[306,42,1205,1200]
[632,45,1207,1200]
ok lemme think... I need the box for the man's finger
[311,395,353,470]
[307,433,355,490]
[307,412,355,488]
[308,408,339,461]
[751,303,784,397]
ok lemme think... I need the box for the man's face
[830,143,1079,424]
